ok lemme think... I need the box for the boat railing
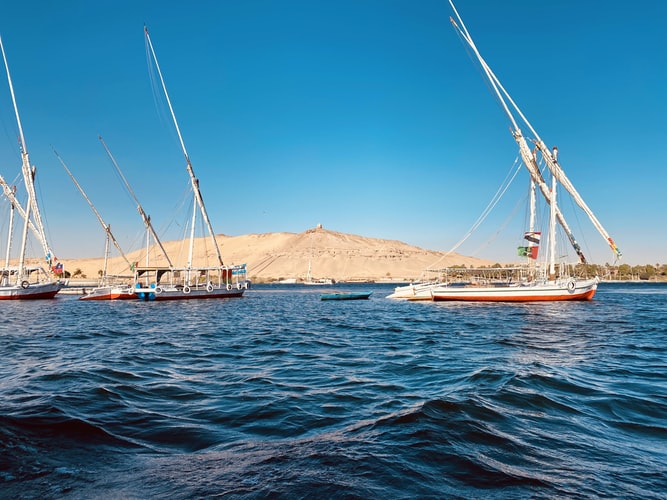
[133,263,248,290]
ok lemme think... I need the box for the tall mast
[3,186,15,279]
[102,225,110,281]
[526,177,539,268]
[548,174,557,277]
[144,25,225,267]
[187,192,197,279]
[448,1,621,261]
[0,36,54,267]
[535,142,621,259]
[513,129,587,262]
[99,136,174,268]
[528,178,536,236]
[16,173,32,283]
[448,10,586,263]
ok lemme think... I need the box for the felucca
[0,36,63,299]
[390,2,621,302]
[128,27,248,301]
[55,150,135,301]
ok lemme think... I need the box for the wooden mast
[144,25,225,268]
[1,36,55,282]
[448,1,621,261]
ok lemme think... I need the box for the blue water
[1,282,666,498]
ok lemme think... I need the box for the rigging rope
[436,155,522,263]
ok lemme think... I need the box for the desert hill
[63,226,494,283]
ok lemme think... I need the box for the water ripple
[1,282,666,497]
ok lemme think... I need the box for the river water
[1,282,665,498]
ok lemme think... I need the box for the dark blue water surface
[1,282,666,498]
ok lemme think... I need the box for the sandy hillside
[62,226,495,283]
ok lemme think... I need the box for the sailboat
[0,36,62,300]
[425,1,621,302]
[387,280,444,301]
[55,150,135,301]
[129,26,248,301]
[304,256,334,285]
[303,226,334,285]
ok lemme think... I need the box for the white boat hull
[134,282,248,301]
[386,282,441,300]
[80,285,136,301]
[0,281,62,300]
[431,278,598,302]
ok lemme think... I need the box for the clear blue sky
[0,1,665,266]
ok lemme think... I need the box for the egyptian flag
[517,246,539,259]
[524,231,541,244]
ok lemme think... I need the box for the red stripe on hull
[0,290,59,300]
[134,289,245,301]
[432,289,596,302]
[80,293,136,301]
[151,291,244,301]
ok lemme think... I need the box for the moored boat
[133,264,248,301]
[55,150,137,301]
[320,291,372,301]
[0,36,63,299]
[304,228,334,285]
[387,3,622,303]
[434,1,622,302]
[305,278,335,286]
[430,275,598,302]
[126,27,249,301]
[387,281,442,300]
[79,284,136,301]
[0,267,61,299]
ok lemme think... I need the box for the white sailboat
[425,1,621,302]
[387,280,444,301]
[303,227,333,285]
[0,36,62,300]
[55,150,135,301]
[304,257,334,285]
[129,26,248,301]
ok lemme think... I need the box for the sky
[0,0,665,266]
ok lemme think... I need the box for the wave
[349,367,667,498]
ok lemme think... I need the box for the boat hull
[80,286,136,301]
[386,282,440,300]
[0,281,62,300]
[431,279,597,302]
[320,291,372,301]
[132,264,249,302]
[134,284,246,301]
